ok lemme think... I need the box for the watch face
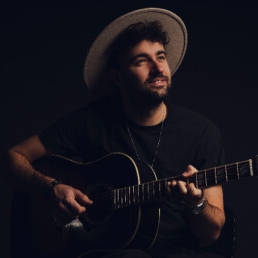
[191,196,207,215]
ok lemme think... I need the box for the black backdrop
[1,1,258,257]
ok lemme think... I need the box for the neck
[124,101,167,126]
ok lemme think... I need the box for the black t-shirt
[39,95,225,255]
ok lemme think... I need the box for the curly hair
[108,21,170,69]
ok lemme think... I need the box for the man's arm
[0,135,93,223]
[169,165,225,246]
[186,184,225,246]
[0,135,53,192]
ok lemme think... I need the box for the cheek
[129,68,149,83]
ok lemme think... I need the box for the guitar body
[10,153,161,258]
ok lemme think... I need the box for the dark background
[1,1,258,257]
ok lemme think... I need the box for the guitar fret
[215,167,217,184]
[144,183,147,201]
[148,182,151,200]
[195,173,198,188]
[145,183,148,201]
[204,169,207,186]
[115,189,117,209]
[136,185,139,204]
[225,165,228,182]
[217,167,226,183]
[121,188,125,208]
[132,186,135,204]
[140,184,144,202]
[123,188,126,207]
[113,189,116,209]
[158,181,161,199]
[196,170,205,188]
[164,179,168,198]
[151,182,154,199]
[120,188,123,208]
[125,188,128,206]
[125,188,128,207]
[140,184,143,202]
[127,187,130,206]
[236,162,239,179]
[152,181,155,199]
[156,181,159,198]
[116,189,120,209]
[147,183,150,200]
[126,186,131,207]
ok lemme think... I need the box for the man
[1,8,225,258]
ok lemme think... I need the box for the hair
[108,20,170,69]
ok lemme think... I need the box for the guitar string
[91,163,250,206]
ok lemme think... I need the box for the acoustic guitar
[11,152,258,258]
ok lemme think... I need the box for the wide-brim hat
[84,7,187,97]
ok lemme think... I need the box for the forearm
[187,200,225,246]
[0,149,54,193]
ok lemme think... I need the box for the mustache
[146,76,169,83]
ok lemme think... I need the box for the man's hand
[47,183,93,225]
[167,165,204,209]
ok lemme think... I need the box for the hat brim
[84,7,187,97]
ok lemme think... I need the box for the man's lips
[147,77,168,87]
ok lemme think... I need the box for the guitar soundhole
[82,182,113,226]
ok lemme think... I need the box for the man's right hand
[47,183,93,225]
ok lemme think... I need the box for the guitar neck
[111,157,257,209]
[177,158,256,188]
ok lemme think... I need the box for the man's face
[115,40,172,106]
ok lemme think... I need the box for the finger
[177,180,187,194]
[187,183,203,199]
[182,165,198,177]
[65,190,93,216]
[66,199,87,215]
[75,190,93,206]
[167,180,176,193]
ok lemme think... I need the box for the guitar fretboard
[111,159,254,209]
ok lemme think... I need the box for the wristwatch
[191,196,207,215]
[44,179,63,201]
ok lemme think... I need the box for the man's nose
[150,60,164,73]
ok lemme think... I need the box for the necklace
[126,118,165,167]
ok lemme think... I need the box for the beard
[137,87,170,107]
[129,79,171,108]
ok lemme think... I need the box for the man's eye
[158,55,166,61]
[136,58,147,65]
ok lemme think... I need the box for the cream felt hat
[84,7,187,97]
